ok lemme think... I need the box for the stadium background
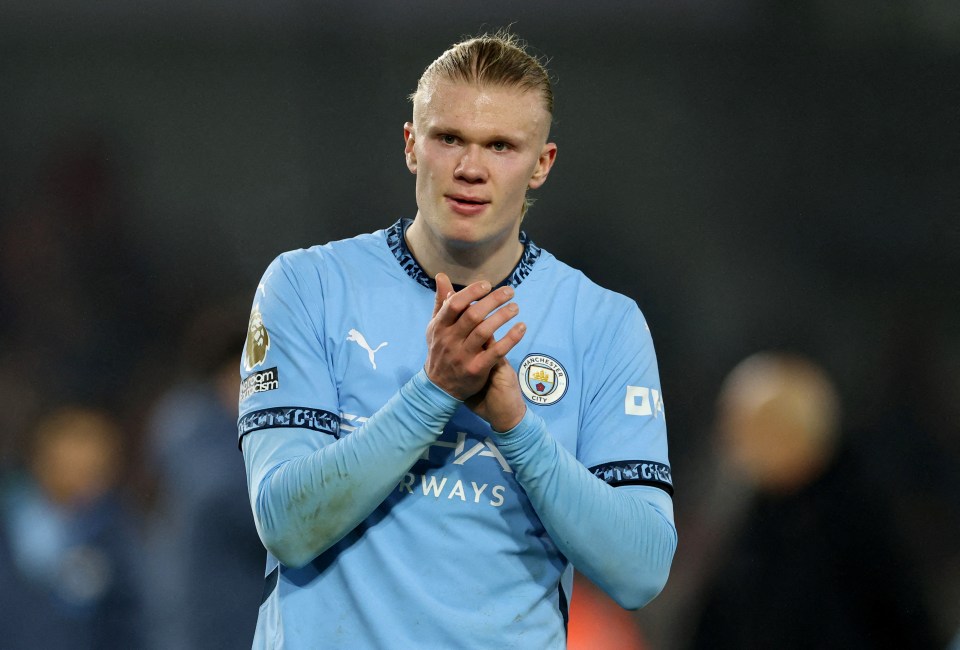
[0,1,957,647]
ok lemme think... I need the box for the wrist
[409,368,464,408]
[490,405,534,435]
[421,366,467,402]
[490,409,547,456]
[491,405,527,434]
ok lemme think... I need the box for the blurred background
[0,1,957,648]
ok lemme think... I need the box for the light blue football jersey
[238,219,672,649]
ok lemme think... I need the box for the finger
[451,285,515,336]
[433,272,455,317]
[479,321,527,363]
[466,301,519,351]
[436,280,492,325]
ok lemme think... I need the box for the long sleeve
[242,370,461,568]
[493,408,677,609]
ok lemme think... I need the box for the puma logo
[347,329,388,370]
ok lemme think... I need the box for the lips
[445,194,490,215]
[447,194,488,206]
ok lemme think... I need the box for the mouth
[445,194,491,216]
[446,194,489,207]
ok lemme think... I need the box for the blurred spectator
[852,317,960,640]
[0,406,145,649]
[142,303,263,650]
[681,352,939,649]
[0,133,163,422]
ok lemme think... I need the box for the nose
[454,145,487,183]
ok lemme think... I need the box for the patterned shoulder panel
[386,219,541,290]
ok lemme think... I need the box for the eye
[441,134,458,145]
[491,141,510,152]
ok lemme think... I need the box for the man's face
[404,80,557,250]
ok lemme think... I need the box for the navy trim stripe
[261,566,279,605]
[559,579,569,635]
[237,407,340,440]
[588,460,674,496]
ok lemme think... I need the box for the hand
[466,357,527,433]
[424,273,526,404]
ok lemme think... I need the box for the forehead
[415,80,550,138]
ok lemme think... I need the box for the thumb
[433,272,454,316]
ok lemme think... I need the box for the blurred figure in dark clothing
[687,352,939,649]
[0,407,144,650]
[853,317,960,640]
[142,303,263,650]
[0,133,162,415]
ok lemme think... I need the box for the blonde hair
[410,30,554,115]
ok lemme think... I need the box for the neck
[404,218,524,286]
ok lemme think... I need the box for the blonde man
[240,32,676,648]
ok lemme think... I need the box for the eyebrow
[425,123,527,146]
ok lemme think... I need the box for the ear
[528,142,557,190]
[404,122,417,174]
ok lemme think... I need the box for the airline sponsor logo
[625,385,664,417]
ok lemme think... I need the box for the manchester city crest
[244,304,271,371]
[518,354,568,405]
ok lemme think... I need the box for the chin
[434,216,489,245]
[440,228,487,249]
